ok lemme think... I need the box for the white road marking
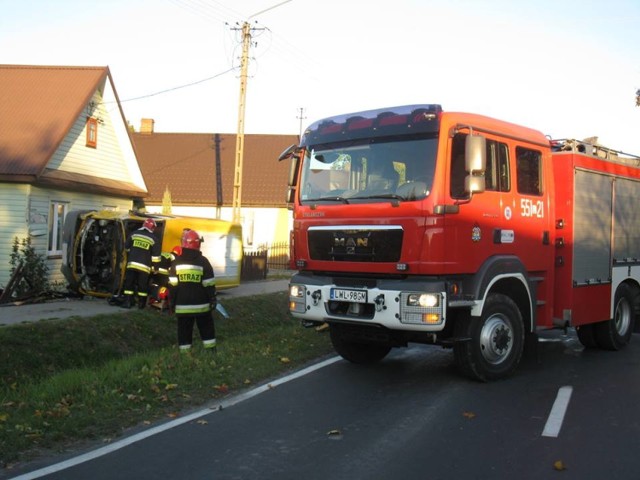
[8,356,342,480]
[542,385,573,438]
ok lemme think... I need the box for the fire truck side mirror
[465,135,486,173]
[288,156,300,187]
[286,186,296,205]
[465,175,486,194]
[464,135,487,195]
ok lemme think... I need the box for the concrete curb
[0,279,290,327]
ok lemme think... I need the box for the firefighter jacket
[168,247,216,316]
[125,227,161,274]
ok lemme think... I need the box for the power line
[117,67,236,104]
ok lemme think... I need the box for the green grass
[0,292,333,469]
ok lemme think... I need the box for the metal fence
[241,241,291,281]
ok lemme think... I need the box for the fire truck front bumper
[288,273,447,332]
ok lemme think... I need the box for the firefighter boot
[121,295,133,309]
[138,296,147,310]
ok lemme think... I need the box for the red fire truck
[279,104,640,381]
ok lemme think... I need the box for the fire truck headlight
[289,284,307,313]
[400,292,445,326]
[290,285,305,298]
[407,293,439,308]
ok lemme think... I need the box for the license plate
[330,288,367,303]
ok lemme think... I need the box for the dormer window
[86,117,98,148]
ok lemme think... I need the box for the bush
[9,236,50,298]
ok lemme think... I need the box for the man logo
[334,236,368,254]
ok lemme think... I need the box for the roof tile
[132,132,298,207]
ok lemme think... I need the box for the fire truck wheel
[329,325,391,364]
[576,324,598,349]
[594,283,636,350]
[454,293,524,382]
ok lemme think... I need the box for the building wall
[47,88,144,189]
[0,184,30,289]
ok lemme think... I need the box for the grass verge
[0,292,333,469]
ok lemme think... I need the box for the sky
[2,0,640,154]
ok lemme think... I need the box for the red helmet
[143,218,157,232]
[181,229,202,250]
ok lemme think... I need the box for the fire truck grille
[308,227,403,262]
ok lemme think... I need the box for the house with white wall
[0,64,147,290]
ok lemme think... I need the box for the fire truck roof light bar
[300,104,442,146]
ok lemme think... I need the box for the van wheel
[595,283,636,350]
[329,325,391,364]
[454,293,524,381]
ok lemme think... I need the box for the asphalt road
[0,279,290,326]
[7,329,640,480]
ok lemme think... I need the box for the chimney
[140,118,155,134]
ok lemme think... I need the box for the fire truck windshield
[300,137,437,203]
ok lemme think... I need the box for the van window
[516,147,542,195]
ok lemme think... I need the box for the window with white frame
[48,202,68,255]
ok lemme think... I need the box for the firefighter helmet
[181,229,202,250]
[143,218,157,232]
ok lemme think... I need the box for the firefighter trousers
[123,268,150,307]
[177,312,216,351]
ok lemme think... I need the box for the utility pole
[231,0,293,225]
[231,21,252,225]
[297,107,307,138]
[214,134,223,219]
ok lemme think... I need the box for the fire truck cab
[281,104,640,381]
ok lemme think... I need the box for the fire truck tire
[594,283,636,350]
[454,293,524,381]
[329,325,391,364]
[575,324,598,349]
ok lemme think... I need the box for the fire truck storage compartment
[573,170,613,285]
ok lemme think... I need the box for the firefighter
[149,245,183,312]
[168,229,218,353]
[122,218,161,309]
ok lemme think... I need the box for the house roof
[132,132,298,207]
[0,64,145,197]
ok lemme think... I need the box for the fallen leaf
[315,322,329,332]
[197,419,208,425]
[553,460,566,471]
[165,383,178,391]
[280,357,291,364]
[215,384,229,393]
[462,411,476,419]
